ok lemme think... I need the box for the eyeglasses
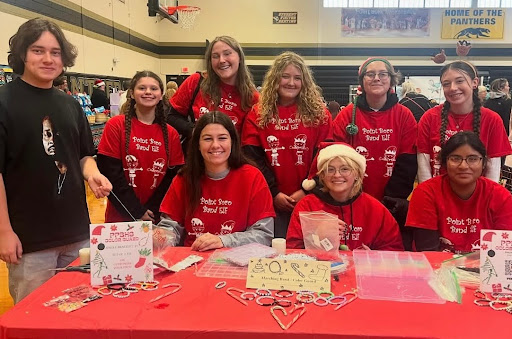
[447,155,483,166]
[326,166,352,176]
[364,72,390,80]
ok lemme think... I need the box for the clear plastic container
[353,250,445,304]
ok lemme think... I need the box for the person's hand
[382,196,409,228]
[273,192,295,212]
[0,229,23,264]
[289,189,306,205]
[338,219,347,237]
[87,173,112,198]
[141,210,155,223]
[191,233,223,252]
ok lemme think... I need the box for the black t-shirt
[91,88,109,109]
[0,78,95,253]
[399,93,437,122]
[484,96,512,135]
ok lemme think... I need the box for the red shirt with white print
[286,192,403,251]
[406,174,512,253]
[170,72,259,133]
[332,103,417,200]
[242,104,332,196]
[417,105,511,177]
[98,115,184,222]
[160,164,275,246]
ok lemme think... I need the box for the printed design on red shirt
[125,155,143,187]
[199,106,209,118]
[147,158,166,189]
[219,220,235,235]
[355,146,374,177]
[379,146,397,177]
[432,145,442,177]
[289,134,309,165]
[265,135,285,166]
[341,225,363,242]
[189,217,205,238]
[441,216,481,253]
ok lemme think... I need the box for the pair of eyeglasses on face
[363,71,390,80]
[326,167,352,176]
[447,155,483,166]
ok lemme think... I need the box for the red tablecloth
[0,248,509,339]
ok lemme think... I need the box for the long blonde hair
[257,51,326,127]
[202,36,256,112]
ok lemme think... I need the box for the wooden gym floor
[0,184,107,316]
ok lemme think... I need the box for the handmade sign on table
[246,258,331,292]
[480,229,512,294]
[90,221,153,286]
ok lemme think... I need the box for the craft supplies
[49,264,90,273]
[272,238,286,255]
[299,211,340,261]
[220,243,277,266]
[480,230,512,294]
[226,287,248,306]
[334,291,358,311]
[215,281,227,289]
[196,250,249,279]
[79,248,91,265]
[270,304,307,330]
[167,255,203,272]
[148,283,182,303]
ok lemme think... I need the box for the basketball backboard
[148,0,179,24]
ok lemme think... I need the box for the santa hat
[302,142,366,191]
[93,79,105,88]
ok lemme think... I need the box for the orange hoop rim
[168,5,200,15]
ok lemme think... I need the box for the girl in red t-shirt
[159,111,275,251]
[407,131,512,253]
[242,51,332,238]
[98,71,184,223]
[417,61,511,183]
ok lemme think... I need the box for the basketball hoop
[168,6,200,29]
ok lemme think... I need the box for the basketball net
[168,6,200,29]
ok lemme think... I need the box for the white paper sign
[90,221,153,286]
[480,229,512,294]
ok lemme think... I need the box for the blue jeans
[7,239,89,304]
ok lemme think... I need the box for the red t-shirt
[406,174,512,253]
[242,104,332,195]
[170,73,259,133]
[287,193,403,251]
[98,115,184,222]
[332,103,417,200]
[417,105,512,177]
[160,164,276,246]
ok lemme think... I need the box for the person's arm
[80,156,112,198]
[412,228,440,251]
[0,174,22,264]
[417,152,432,183]
[145,165,182,220]
[96,154,148,220]
[242,145,279,197]
[156,213,184,247]
[219,217,274,248]
[485,157,501,182]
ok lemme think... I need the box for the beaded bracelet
[107,283,126,291]
[215,281,227,289]
[474,290,489,300]
[276,299,293,307]
[473,299,492,307]
[328,295,347,305]
[492,293,512,301]
[241,292,257,300]
[113,290,130,299]
[296,290,314,295]
[256,295,276,306]
[256,288,272,296]
[123,286,139,293]
[490,300,512,311]
[97,287,112,296]
[127,282,143,290]
[275,289,293,298]
[314,297,329,307]
[144,280,159,286]
[318,291,334,299]
[141,284,159,291]
[296,293,314,304]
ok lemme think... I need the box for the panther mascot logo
[454,27,490,39]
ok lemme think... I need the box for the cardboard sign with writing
[480,230,512,294]
[246,258,331,292]
[90,221,153,286]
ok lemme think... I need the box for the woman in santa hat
[332,57,417,250]
[286,143,403,251]
[406,131,512,254]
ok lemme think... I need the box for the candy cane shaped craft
[226,287,248,306]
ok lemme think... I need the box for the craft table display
[0,248,510,339]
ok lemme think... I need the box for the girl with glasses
[332,57,417,250]
[406,131,512,253]
[417,61,511,183]
[286,143,403,251]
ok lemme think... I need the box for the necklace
[451,112,472,130]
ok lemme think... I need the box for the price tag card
[246,258,331,292]
[90,221,153,286]
[480,230,512,294]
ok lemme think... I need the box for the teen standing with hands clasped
[97,71,184,223]
[242,51,332,238]
[159,111,275,251]
[407,131,512,253]
[417,61,511,183]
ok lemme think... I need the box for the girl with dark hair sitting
[159,111,275,251]
[407,131,512,253]
[417,61,511,183]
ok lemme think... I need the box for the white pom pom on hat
[302,142,366,191]
[94,79,105,88]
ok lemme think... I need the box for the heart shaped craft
[270,304,307,330]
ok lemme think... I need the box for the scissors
[49,264,90,273]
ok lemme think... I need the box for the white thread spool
[79,248,90,265]
[272,238,286,255]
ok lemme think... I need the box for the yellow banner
[441,8,504,39]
